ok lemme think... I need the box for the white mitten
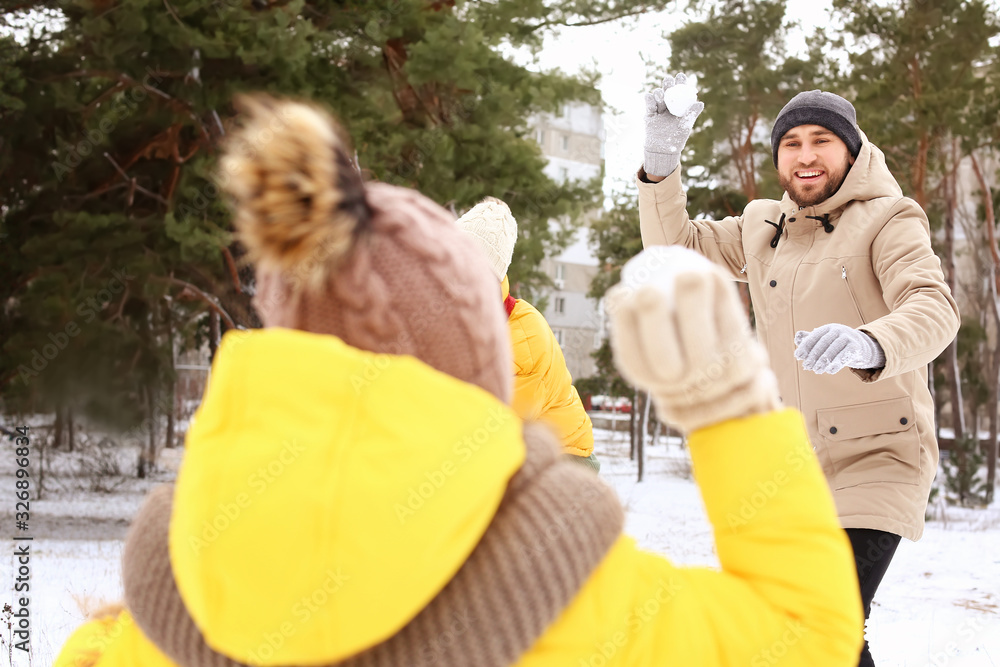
[643,73,705,177]
[607,246,780,433]
[794,323,886,374]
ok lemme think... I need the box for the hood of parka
[169,328,524,667]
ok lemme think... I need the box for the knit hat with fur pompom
[220,94,512,404]
[456,197,518,281]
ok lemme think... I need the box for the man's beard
[779,160,852,208]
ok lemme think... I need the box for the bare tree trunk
[147,384,159,477]
[66,407,74,452]
[137,385,148,479]
[165,304,176,449]
[629,388,638,461]
[208,311,221,361]
[929,362,940,442]
[53,405,65,450]
[942,140,967,490]
[36,428,47,500]
[942,143,966,491]
[988,354,999,504]
[638,391,651,482]
[971,151,999,502]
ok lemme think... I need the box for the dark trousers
[846,528,902,667]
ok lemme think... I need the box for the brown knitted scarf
[123,421,624,667]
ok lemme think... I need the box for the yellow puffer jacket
[55,329,861,667]
[53,608,174,667]
[503,277,594,457]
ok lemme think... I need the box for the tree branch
[103,152,170,207]
[163,0,185,28]
[522,8,653,33]
[221,247,244,294]
[156,276,237,329]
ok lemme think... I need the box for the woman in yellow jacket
[456,197,597,469]
[55,96,862,667]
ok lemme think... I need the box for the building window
[558,166,569,182]
[554,297,565,314]
[561,134,569,152]
[537,129,545,145]
[553,329,563,345]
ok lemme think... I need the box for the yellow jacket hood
[170,328,524,665]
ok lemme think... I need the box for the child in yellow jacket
[457,197,599,470]
[55,95,862,667]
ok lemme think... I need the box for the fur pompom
[219,94,370,289]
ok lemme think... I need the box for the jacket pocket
[816,396,920,489]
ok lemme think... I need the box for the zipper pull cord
[806,213,835,233]
[764,213,787,249]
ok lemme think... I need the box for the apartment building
[531,102,606,382]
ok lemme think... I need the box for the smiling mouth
[795,170,825,181]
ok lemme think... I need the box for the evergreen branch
[162,0,185,28]
[969,151,999,273]
[104,152,170,207]
[110,285,130,323]
[156,276,236,329]
[519,8,652,33]
[56,70,210,141]
[84,81,128,115]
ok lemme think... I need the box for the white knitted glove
[643,73,705,178]
[794,323,886,374]
[607,246,780,434]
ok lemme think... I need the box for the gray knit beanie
[770,90,862,166]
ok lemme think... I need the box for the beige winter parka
[636,133,960,541]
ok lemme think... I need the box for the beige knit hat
[221,94,512,403]
[456,197,518,281]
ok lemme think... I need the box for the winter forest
[1,0,1000,665]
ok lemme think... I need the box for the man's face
[776,125,855,208]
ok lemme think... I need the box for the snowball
[619,246,715,309]
[662,83,699,117]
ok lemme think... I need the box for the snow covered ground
[2,425,998,666]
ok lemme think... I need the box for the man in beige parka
[636,75,960,667]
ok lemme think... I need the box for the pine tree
[666,0,831,212]
[0,0,659,467]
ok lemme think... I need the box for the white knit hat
[456,197,518,281]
